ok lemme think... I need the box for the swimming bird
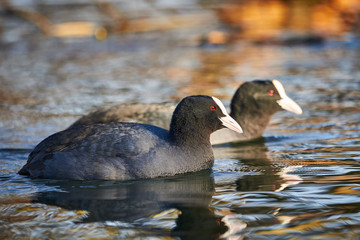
[211,79,302,144]
[71,80,302,144]
[18,95,243,180]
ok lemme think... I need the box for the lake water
[1,2,360,239]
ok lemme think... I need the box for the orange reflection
[311,4,344,35]
[2,0,359,41]
[217,0,360,41]
[218,0,286,41]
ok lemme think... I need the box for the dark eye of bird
[268,90,274,96]
[210,106,216,111]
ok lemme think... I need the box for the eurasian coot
[18,95,242,180]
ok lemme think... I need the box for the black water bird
[18,95,242,180]
[211,79,302,144]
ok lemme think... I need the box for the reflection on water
[2,171,227,239]
[1,0,360,239]
[34,171,214,223]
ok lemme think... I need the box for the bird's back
[20,122,170,180]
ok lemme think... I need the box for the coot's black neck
[230,99,276,140]
[168,119,212,147]
[168,118,215,170]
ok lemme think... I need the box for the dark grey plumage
[18,95,242,180]
[210,80,302,144]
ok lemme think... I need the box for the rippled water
[1,7,360,239]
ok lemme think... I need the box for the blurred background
[1,0,359,42]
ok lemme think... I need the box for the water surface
[1,2,360,239]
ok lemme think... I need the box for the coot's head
[231,80,303,116]
[169,95,242,141]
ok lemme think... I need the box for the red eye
[210,106,216,111]
[268,90,274,96]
